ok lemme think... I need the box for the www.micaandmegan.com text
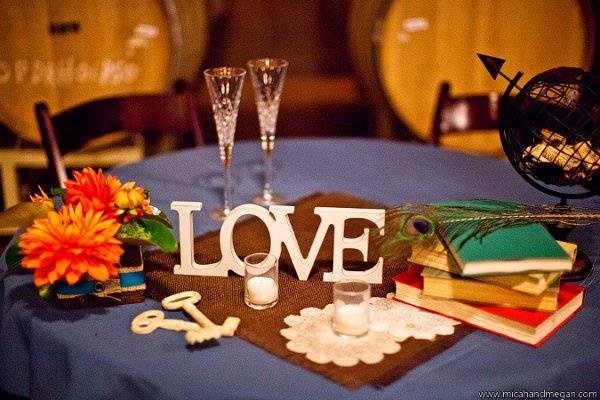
[478,390,598,399]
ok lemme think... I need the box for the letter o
[219,204,281,276]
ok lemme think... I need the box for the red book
[392,266,585,347]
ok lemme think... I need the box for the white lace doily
[280,297,459,367]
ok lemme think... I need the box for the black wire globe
[499,67,600,201]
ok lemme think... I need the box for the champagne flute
[247,58,288,206]
[204,67,246,220]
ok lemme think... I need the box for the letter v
[269,206,330,281]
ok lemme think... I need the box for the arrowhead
[477,53,505,79]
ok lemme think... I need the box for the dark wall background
[195,0,370,143]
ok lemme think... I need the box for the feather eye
[375,199,600,265]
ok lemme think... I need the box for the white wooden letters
[171,201,385,284]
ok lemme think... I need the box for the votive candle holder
[244,253,279,310]
[332,279,370,338]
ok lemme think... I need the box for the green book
[436,201,572,277]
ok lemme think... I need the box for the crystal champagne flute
[204,67,246,220]
[247,58,288,206]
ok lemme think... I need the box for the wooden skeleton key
[161,291,222,340]
[161,291,241,345]
[219,317,241,336]
[185,316,241,345]
[131,310,202,335]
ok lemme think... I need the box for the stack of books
[392,222,585,346]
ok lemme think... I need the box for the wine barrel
[351,0,596,155]
[0,0,209,143]
[348,0,399,137]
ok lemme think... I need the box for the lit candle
[333,304,369,337]
[246,276,278,305]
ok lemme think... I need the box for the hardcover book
[408,240,576,295]
[421,267,559,311]
[437,219,571,276]
[393,266,584,347]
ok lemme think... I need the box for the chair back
[430,81,501,146]
[35,82,203,187]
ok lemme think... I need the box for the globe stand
[547,222,594,282]
[478,54,599,282]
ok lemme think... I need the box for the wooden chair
[35,81,204,187]
[429,81,502,146]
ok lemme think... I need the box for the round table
[1,138,598,399]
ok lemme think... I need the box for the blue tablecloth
[1,138,599,399]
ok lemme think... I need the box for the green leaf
[51,187,66,199]
[117,218,177,253]
[0,200,54,230]
[143,209,173,229]
[5,244,23,270]
[1,243,24,281]
[140,218,178,253]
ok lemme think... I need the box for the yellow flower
[115,181,152,222]
[18,203,123,287]
[116,182,145,209]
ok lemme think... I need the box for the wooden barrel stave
[0,0,208,143]
[351,0,595,154]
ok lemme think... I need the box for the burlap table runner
[143,192,473,389]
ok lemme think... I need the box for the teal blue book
[436,201,572,277]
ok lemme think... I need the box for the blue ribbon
[55,280,95,295]
[54,271,145,295]
[119,271,145,288]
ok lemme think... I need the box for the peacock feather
[375,199,600,264]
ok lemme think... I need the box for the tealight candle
[333,303,369,337]
[244,253,279,310]
[246,276,278,305]
[332,279,370,338]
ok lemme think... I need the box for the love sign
[171,202,386,284]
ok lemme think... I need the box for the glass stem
[263,151,274,199]
[262,131,275,200]
[224,163,232,214]
[222,143,233,214]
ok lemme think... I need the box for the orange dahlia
[64,168,121,219]
[19,203,123,287]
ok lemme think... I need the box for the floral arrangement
[2,167,176,297]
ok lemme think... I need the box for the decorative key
[184,330,214,345]
[161,291,222,339]
[161,291,243,344]
[219,317,241,336]
[131,310,202,335]
[185,316,241,345]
